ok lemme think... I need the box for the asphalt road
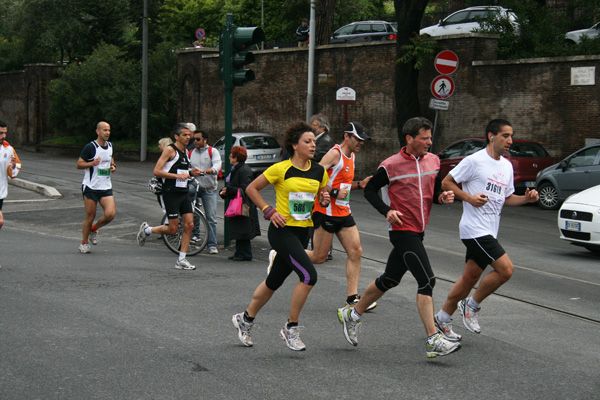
[0,150,598,399]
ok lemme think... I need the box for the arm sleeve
[364,166,391,217]
[210,147,222,173]
[433,171,443,204]
[79,143,95,161]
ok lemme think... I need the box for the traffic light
[230,26,265,87]
[218,29,231,86]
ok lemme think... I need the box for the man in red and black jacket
[336,117,461,359]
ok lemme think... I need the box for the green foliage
[398,34,437,69]
[47,43,141,141]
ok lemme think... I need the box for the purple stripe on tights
[289,254,310,284]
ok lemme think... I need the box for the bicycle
[150,177,209,256]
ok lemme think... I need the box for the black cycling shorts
[462,235,506,270]
[82,186,114,202]
[312,211,356,233]
[162,191,193,219]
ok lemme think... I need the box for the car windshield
[509,143,550,158]
[240,136,280,150]
[335,25,355,35]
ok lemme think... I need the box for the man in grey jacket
[189,129,222,254]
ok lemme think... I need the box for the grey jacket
[188,146,222,191]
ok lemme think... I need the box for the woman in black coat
[219,146,260,261]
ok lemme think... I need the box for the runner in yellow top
[232,120,330,351]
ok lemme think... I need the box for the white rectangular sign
[571,67,595,86]
[429,98,450,111]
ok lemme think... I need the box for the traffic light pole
[223,14,234,247]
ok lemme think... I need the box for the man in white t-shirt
[434,119,539,340]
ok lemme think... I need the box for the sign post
[430,50,459,145]
[335,87,356,126]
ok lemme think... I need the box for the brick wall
[179,35,600,177]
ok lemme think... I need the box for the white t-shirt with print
[450,148,515,239]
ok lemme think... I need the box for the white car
[213,132,283,176]
[565,22,600,45]
[557,185,600,254]
[419,6,518,37]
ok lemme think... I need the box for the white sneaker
[79,243,91,253]
[209,247,218,254]
[280,324,306,351]
[337,307,360,346]
[267,249,277,275]
[89,230,98,245]
[434,314,462,342]
[137,222,149,246]
[426,333,461,358]
[175,258,196,270]
[458,299,481,334]
[232,313,254,347]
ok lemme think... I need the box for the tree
[315,0,336,45]
[393,0,430,143]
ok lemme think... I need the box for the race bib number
[289,192,315,221]
[336,183,351,208]
[176,168,189,188]
[98,160,111,177]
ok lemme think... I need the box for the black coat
[221,162,260,240]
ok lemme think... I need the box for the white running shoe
[232,313,254,347]
[434,314,462,342]
[267,249,276,275]
[79,243,91,253]
[175,258,196,270]
[280,324,306,351]
[426,333,461,358]
[458,299,481,334]
[337,307,360,346]
[209,247,218,254]
[137,222,149,246]
[89,230,98,245]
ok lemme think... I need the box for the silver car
[536,144,600,210]
[565,22,600,45]
[214,132,283,176]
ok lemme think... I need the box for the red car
[437,138,555,194]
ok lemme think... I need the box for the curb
[8,178,63,199]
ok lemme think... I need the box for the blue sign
[195,28,205,40]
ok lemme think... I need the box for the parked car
[557,184,600,254]
[437,138,555,194]
[419,6,518,37]
[213,132,284,176]
[329,21,397,44]
[564,22,600,45]
[536,144,600,210]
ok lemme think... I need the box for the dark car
[329,21,397,44]
[535,144,600,210]
[437,138,555,194]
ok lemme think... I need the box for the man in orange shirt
[307,122,375,309]
[0,120,22,234]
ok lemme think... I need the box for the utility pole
[140,0,148,161]
[305,0,316,121]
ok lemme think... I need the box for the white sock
[350,308,361,321]
[179,252,186,261]
[437,309,452,322]
[467,297,480,310]
[144,227,152,235]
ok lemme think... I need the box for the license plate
[256,154,274,160]
[525,181,536,188]
[565,221,581,231]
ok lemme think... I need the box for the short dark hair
[402,117,433,139]
[485,119,512,143]
[194,129,208,140]
[173,122,190,137]
[231,145,247,163]
[0,120,7,128]
[284,120,314,157]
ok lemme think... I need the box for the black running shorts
[462,235,506,269]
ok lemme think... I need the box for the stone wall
[0,64,61,151]
[178,35,600,177]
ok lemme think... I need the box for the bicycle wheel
[161,214,183,255]
[187,207,208,256]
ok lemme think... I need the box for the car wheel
[537,182,560,210]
